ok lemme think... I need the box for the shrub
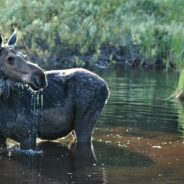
[0,0,184,68]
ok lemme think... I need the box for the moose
[0,32,109,149]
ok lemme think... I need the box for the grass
[0,0,184,68]
[173,70,184,100]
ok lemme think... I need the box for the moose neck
[0,77,12,98]
[0,72,16,99]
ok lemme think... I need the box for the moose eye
[7,56,15,65]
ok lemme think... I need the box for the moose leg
[19,125,37,149]
[73,79,108,143]
[74,100,103,143]
[0,136,6,148]
[0,136,6,153]
[20,135,36,149]
[16,122,37,149]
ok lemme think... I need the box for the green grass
[0,0,184,68]
[174,70,184,100]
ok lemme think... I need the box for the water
[1,68,184,184]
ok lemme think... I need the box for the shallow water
[1,68,184,184]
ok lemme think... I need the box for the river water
[1,68,184,184]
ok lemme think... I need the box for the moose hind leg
[74,79,109,143]
[74,101,103,143]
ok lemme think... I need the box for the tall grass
[173,70,184,100]
[0,0,184,68]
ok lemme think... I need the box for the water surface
[1,68,184,184]
[94,68,184,184]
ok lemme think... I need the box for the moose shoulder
[0,33,109,149]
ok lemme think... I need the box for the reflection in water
[2,68,184,184]
[176,102,184,138]
[94,141,153,167]
[0,141,154,184]
[98,69,179,133]
[93,68,184,184]
[1,142,106,184]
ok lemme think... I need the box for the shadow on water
[94,141,153,168]
[0,141,153,184]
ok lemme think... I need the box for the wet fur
[0,68,109,149]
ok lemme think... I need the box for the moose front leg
[19,124,37,150]
[10,119,38,150]
[0,136,7,153]
[20,135,36,150]
[0,136,6,148]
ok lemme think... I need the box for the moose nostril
[33,73,47,89]
[40,72,47,87]
[7,56,15,65]
[34,76,40,87]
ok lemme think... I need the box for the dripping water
[30,91,40,147]
[16,85,43,152]
[40,93,44,138]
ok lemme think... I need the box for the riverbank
[28,44,171,70]
[0,0,184,70]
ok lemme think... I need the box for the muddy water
[1,68,184,184]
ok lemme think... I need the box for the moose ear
[0,34,3,47]
[7,31,17,46]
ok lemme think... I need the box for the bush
[0,0,184,68]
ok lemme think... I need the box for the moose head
[0,32,47,91]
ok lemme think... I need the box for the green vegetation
[174,70,184,100]
[0,0,184,68]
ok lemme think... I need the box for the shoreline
[28,45,175,71]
